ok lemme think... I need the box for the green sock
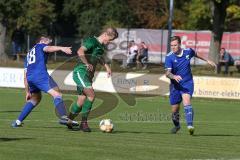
[70,102,82,114]
[81,98,93,121]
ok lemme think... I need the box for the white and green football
[99,119,114,133]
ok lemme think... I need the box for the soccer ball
[99,119,114,133]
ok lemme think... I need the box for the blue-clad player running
[165,36,216,135]
[12,36,77,128]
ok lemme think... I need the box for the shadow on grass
[38,126,63,129]
[64,127,171,134]
[0,137,34,142]
[0,110,21,113]
[112,130,169,135]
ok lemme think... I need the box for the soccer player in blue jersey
[165,36,216,135]
[12,36,77,128]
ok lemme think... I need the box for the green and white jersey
[76,36,105,72]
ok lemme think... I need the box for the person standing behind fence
[217,48,234,74]
[11,26,25,60]
[137,42,148,69]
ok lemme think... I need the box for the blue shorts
[27,76,58,93]
[169,80,194,105]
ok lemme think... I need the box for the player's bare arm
[98,56,112,77]
[195,52,216,68]
[43,46,72,54]
[165,69,182,83]
[77,46,93,71]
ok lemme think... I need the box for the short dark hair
[170,36,181,44]
[36,35,52,43]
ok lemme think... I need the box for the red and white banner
[174,30,240,59]
[109,29,240,64]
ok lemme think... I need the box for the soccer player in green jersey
[66,27,118,132]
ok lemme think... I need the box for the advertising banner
[109,29,240,64]
[1,67,239,100]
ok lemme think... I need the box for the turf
[0,88,240,160]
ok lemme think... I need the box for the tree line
[0,0,239,61]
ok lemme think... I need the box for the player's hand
[25,92,31,101]
[104,64,112,78]
[61,47,72,55]
[173,75,182,83]
[107,70,112,78]
[86,63,93,72]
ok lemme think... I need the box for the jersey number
[27,48,36,64]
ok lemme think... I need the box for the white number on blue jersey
[27,48,36,64]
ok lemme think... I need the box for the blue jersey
[24,43,49,80]
[23,43,58,93]
[165,48,195,84]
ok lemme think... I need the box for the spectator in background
[217,48,234,74]
[137,41,148,69]
[126,40,138,68]
[11,26,25,60]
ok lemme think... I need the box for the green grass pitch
[0,88,240,160]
